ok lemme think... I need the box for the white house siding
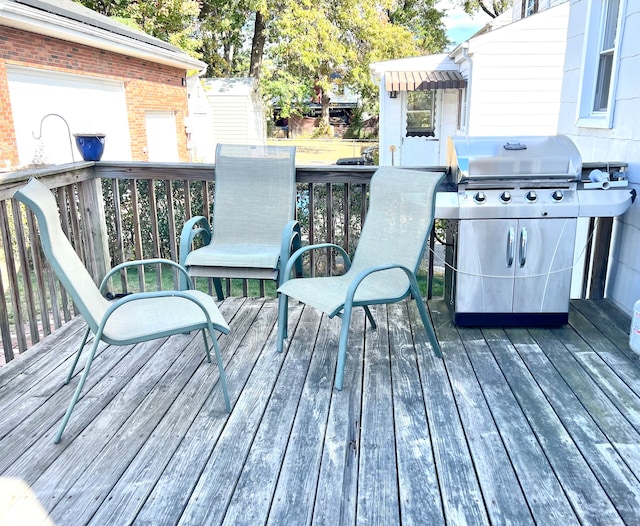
[558,0,640,316]
[463,2,570,136]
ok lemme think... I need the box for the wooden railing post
[77,178,110,283]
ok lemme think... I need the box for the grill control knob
[551,190,564,202]
[474,192,487,204]
[500,191,512,203]
[525,190,537,202]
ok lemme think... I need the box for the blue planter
[74,134,106,161]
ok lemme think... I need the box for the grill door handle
[506,227,515,267]
[519,227,528,267]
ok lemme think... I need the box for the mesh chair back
[213,144,296,246]
[14,179,109,332]
[349,167,444,298]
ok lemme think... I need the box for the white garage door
[7,66,132,166]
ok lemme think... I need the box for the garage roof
[385,70,466,91]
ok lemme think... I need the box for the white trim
[576,0,627,129]
[0,1,206,72]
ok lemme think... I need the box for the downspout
[459,43,473,133]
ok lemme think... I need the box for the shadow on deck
[0,298,639,525]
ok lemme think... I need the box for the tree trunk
[321,92,331,131]
[250,11,266,84]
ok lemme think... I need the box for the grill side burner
[440,135,633,327]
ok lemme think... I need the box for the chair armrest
[281,243,352,285]
[98,289,230,335]
[279,220,302,284]
[179,216,212,267]
[345,263,417,306]
[100,258,194,293]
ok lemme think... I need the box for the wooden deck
[1,297,640,525]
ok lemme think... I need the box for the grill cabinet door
[512,218,576,312]
[456,219,516,313]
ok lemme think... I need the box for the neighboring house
[371,1,570,166]
[558,0,639,316]
[0,0,206,168]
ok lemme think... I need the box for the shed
[203,77,266,154]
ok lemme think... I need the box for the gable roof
[0,0,206,71]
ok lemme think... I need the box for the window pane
[594,51,613,111]
[407,111,432,128]
[602,0,620,50]
[407,91,432,111]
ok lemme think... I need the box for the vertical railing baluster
[326,183,334,275]
[0,205,16,362]
[147,181,162,290]
[129,180,145,290]
[0,269,13,363]
[183,181,192,222]
[111,180,128,292]
[344,183,350,265]
[0,201,25,355]
[165,181,178,288]
[29,206,53,336]
[308,183,315,277]
[45,262,63,328]
[55,188,72,320]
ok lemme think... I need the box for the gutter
[0,0,207,73]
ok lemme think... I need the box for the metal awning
[385,70,466,91]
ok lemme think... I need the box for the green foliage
[74,0,450,127]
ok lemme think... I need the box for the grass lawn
[267,138,377,165]
[107,265,444,299]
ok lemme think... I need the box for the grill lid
[447,135,582,184]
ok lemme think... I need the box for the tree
[76,0,202,57]
[459,0,512,18]
[263,0,446,129]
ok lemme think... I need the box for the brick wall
[0,26,190,164]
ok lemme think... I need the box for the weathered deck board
[1,298,639,525]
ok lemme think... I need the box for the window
[577,0,626,128]
[522,0,538,18]
[406,91,435,137]
[593,0,620,111]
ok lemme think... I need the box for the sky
[438,1,493,48]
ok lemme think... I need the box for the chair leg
[65,326,91,384]
[277,293,289,352]
[334,302,354,391]
[363,306,377,329]
[201,329,212,363]
[213,278,224,301]
[55,335,101,443]
[207,323,231,412]
[410,283,442,358]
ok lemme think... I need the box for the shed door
[145,111,179,162]
[7,66,131,166]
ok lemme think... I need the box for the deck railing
[0,161,619,364]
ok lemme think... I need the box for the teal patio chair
[14,178,231,444]
[180,144,301,300]
[277,167,444,390]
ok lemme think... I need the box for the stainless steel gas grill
[437,135,634,327]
